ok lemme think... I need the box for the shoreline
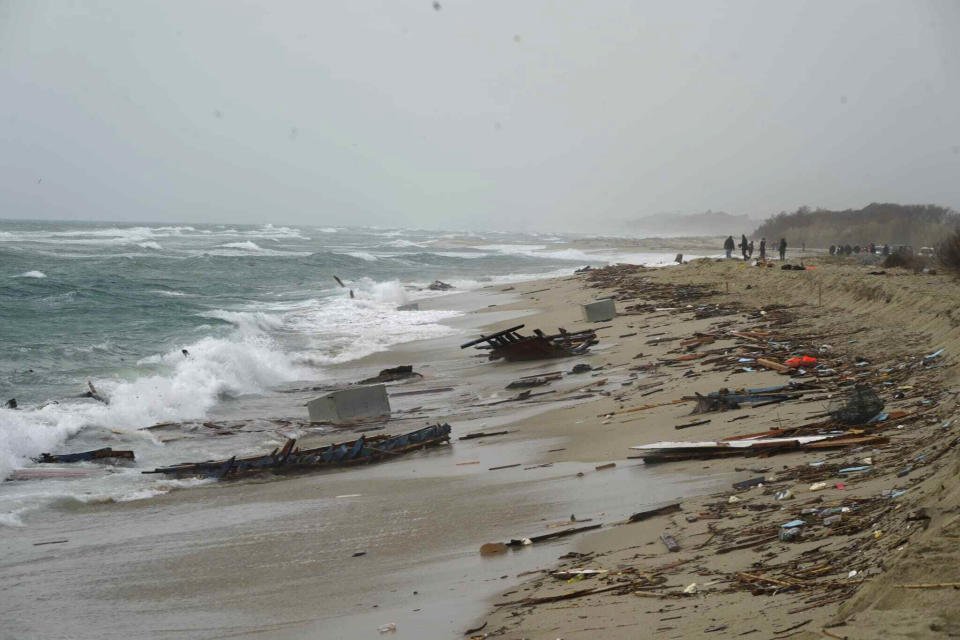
[3,256,739,640]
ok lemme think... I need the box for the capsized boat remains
[460,324,598,362]
[143,423,452,480]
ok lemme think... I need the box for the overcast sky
[2,0,958,231]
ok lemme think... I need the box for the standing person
[747,240,754,259]
[724,235,735,259]
[778,237,787,261]
[740,234,748,260]
[759,238,767,261]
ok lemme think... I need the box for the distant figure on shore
[740,234,748,260]
[759,238,766,261]
[778,238,787,261]
[724,235,735,258]
[747,240,754,259]
[829,245,836,255]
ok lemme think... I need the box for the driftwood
[36,447,134,464]
[459,430,509,441]
[626,502,682,524]
[506,523,603,547]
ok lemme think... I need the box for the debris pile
[461,324,598,362]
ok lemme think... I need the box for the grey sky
[2,0,958,231]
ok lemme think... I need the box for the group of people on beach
[724,235,786,261]
[829,243,889,256]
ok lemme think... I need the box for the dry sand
[467,256,960,640]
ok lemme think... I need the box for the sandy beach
[471,256,960,640]
[2,253,958,640]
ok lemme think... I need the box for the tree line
[752,203,960,249]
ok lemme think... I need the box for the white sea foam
[382,239,425,248]
[318,227,339,233]
[252,224,308,239]
[431,251,490,259]
[474,244,549,254]
[137,241,163,250]
[344,251,379,262]
[219,279,463,367]
[219,241,262,251]
[470,244,697,267]
[151,289,190,297]
[421,267,577,293]
[15,270,47,278]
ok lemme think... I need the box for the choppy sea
[0,220,686,525]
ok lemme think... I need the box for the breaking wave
[0,319,312,482]
[15,270,47,278]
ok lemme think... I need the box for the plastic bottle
[778,527,802,542]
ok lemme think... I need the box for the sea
[0,220,687,527]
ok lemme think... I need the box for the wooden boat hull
[143,423,452,480]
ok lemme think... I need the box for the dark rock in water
[5,398,17,409]
[358,365,423,385]
[428,280,453,291]
[574,265,593,273]
[570,363,592,374]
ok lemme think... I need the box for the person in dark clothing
[740,234,748,260]
[724,235,735,258]
[747,240,754,258]
[778,238,787,261]
[829,245,836,255]
[759,238,766,261]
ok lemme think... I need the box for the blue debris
[781,519,806,529]
[924,348,945,359]
[839,466,871,474]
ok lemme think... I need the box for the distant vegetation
[940,229,960,276]
[752,203,960,248]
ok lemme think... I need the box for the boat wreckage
[631,432,889,463]
[461,324,598,362]
[36,447,135,464]
[143,423,452,480]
